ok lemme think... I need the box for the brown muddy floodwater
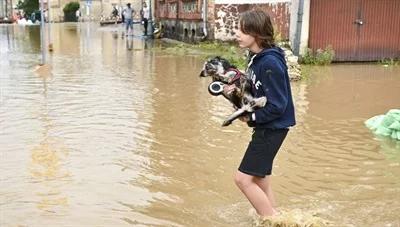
[1,23,400,227]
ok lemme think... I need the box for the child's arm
[253,57,289,123]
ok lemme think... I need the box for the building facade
[154,0,290,42]
[47,0,144,22]
[0,0,13,18]
[154,0,213,42]
[155,0,400,61]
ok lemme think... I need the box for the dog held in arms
[199,56,267,126]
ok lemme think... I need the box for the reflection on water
[1,23,400,227]
[30,140,70,211]
[29,75,70,212]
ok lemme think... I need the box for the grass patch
[197,41,248,69]
[156,40,248,70]
[378,58,399,66]
[301,45,335,65]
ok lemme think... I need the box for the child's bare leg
[254,175,278,212]
[234,171,275,216]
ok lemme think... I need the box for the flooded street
[1,23,400,226]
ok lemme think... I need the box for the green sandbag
[375,126,392,136]
[365,109,400,141]
[391,130,400,140]
[365,115,384,130]
[388,121,400,130]
[387,109,400,119]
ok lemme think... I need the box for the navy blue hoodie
[247,47,296,129]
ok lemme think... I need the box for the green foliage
[16,0,39,16]
[159,40,248,70]
[301,48,314,64]
[63,2,80,14]
[197,41,247,69]
[63,2,80,22]
[379,58,399,66]
[301,45,335,65]
[16,0,23,9]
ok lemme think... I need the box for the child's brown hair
[239,10,275,49]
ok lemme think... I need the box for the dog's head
[199,56,236,79]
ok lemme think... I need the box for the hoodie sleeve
[254,56,289,124]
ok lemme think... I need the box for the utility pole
[47,0,53,51]
[5,0,8,18]
[40,0,46,65]
[148,0,153,38]
[0,0,2,18]
[10,0,13,19]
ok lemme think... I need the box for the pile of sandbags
[365,109,400,140]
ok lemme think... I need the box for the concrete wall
[289,0,309,55]
[289,0,298,46]
[0,0,5,18]
[214,0,291,42]
[0,0,12,18]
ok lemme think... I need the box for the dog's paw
[221,119,232,127]
[251,96,267,108]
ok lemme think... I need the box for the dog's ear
[221,58,233,70]
[199,70,206,77]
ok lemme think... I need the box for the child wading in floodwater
[234,9,296,217]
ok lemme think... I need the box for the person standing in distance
[123,3,135,36]
[234,9,296,217]
[75,9,80,22]
[140,2,150,36]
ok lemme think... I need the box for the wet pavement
[1,22,400,226]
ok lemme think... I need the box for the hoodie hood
[253,47,287,70]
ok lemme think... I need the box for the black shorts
[239,128,289,177]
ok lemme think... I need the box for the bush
[63,2,80,22]
[63,2,80,14]
[301,45,335,65]
[379,58,399,66]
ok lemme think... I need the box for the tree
[16,0,39,17]
[63,2,80,22]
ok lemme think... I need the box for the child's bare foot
[272,208,281,216]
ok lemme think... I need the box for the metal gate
[309,0,400,61]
